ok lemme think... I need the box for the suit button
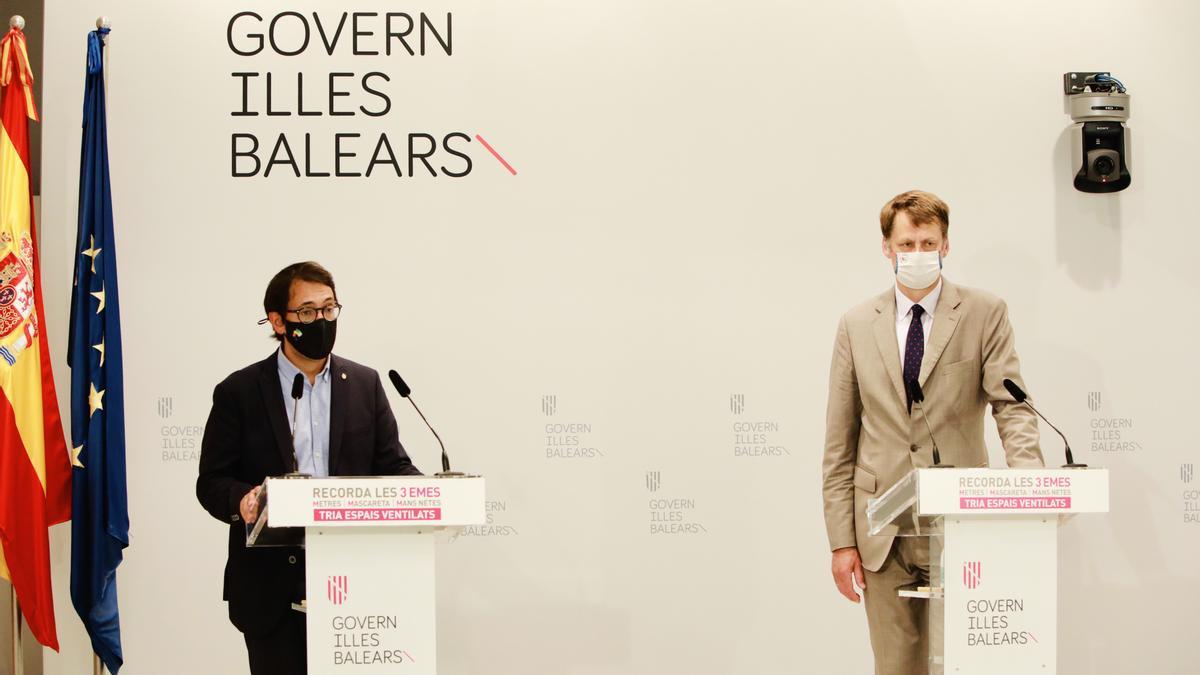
[910,444,919,452]
[288,555,297,564]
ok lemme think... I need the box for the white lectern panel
[306,528,437,674]
[943,517,1057,674]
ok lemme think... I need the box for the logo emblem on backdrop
[157,397,173,419]
[963,561,982,590]
[1088,391,1102,412]
[327,575,348,605]
[730,394,744,416]
[1183,464,1194,484]
[646,471,661,493]
[541,395,557,417]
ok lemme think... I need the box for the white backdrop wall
[31,1,1200,674]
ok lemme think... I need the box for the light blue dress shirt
[276,349,332,477]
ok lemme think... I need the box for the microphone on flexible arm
[907,380,952,468]
[286,373,306,475]
[250,373,308,546]
[1002,379,1087,468]
[388,370,460,476]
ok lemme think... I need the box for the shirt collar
[895,278,942,322]
[276,348,331,385]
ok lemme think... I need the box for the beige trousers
[862,537,931,675]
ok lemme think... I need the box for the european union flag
[68,26,128,674]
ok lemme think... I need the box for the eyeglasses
[257,303,343,326]
[288,303,342,324]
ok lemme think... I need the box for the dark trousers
[243,610,307,675]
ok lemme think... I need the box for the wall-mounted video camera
[1064,72,1131,193]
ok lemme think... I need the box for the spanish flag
[0,25,72,650]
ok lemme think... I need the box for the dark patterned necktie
[904,304,925,412]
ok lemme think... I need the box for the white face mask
[894,250,942,289]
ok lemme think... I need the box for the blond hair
[879,190,949,239]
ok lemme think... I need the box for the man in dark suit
[197,261,422,675]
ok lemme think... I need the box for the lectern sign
[267,476,486,527]
[917,468,1109,515]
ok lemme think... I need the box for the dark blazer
[196,352,422,635]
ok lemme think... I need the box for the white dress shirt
[895,279,942,370]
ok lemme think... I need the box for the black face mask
[283,318,337,360]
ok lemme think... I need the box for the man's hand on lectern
[240,485,262,524]
[831,546,866,603]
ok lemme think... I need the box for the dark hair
[263,261,337,342]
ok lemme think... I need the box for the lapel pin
[341,372,347,380]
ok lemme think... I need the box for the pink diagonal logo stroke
[475,134,517,175]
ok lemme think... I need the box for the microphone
[1002,379,1087,468]
[389,372,411,397]
[907,380,951,468]
[288,373,304,475]
[388,370,457,475]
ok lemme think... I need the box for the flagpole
[93,19,110,675]
[96,17,110,93]
[10,18,31,672]
[88,17,112,675]
[9,586,22,675]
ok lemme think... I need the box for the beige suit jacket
[822,278,1044,572]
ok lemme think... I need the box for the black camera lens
[1094,156,1116,176]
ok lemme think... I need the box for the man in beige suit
[822,190,1044,675]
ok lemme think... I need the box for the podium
[247,475,486,674]
[866,467,1108,675]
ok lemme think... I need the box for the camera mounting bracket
[1063,72,1119,95]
